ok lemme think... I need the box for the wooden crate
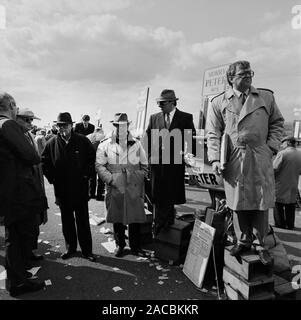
[154,219,191,246]
[154,239,190,264]
[224,282,275,300]
[224,246,273,281]
[274,274,297,297]
[223,266,274,300]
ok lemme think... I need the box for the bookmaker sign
[202,64,230,96]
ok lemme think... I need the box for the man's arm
[41,142,55,184]
[2,119,40,165]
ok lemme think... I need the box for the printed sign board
[183,219,215,288]
[202,64,230,97]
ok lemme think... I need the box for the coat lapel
[238,86,267,123]
[224,89,241,115]
[157,112,166,130]
[169,109,179,131]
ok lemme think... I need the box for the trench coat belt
[106,164,141,173]
[235,142,266,150]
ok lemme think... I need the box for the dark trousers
[59,201,93,255]
[5,217,36,289]
[89,169,105,198]
[154,204,175,228]
[113,223,140,250]
[274,202,296,229]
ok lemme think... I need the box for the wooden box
[224,282,275,300]
[154,219,191,246]
[154,239,190,264]
[223,266,274,300]
[224,246,273,281]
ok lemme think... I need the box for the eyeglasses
[234,70,254,78]
[20,117,34,123]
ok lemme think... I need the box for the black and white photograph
[0,0,300,311]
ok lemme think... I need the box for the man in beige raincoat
[206,60,284,265]
[96,113,148,257]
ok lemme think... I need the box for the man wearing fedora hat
[96,113,148,257]
[144,89,196,235]
[42,112,96,262]
[16,108,48,264]
[273,136,301,229]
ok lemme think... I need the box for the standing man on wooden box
[144,89,196,235]
[206,60,284,265]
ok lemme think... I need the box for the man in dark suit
[42,112,96,262]
[144,89,196,235]
[0,92,45,297]
[74,114,95,136]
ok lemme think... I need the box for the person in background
[273,136,301,229]
[0,92,45,297]
[42,112,96,262]
[96,113,148,257]
[35,129,47,155]
[16,108,48,265]
[206,60,284,265]
[74,114,95,136]
[87,125,106,200]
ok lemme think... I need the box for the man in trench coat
[144,89,196,235]
[42,112,96,262]
[96,113,148,257]
[206,60,284,265]
[273,136,301,229]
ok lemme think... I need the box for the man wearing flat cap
[74,114,95,136]
[42,112,96,262]
[144,89,196,235]
[273,136,301,229]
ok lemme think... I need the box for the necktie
[241,93,247,105]
[165,113,170,129]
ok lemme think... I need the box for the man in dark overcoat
[0,92,45,297]
[42,112,96,261]
[144,89,196,234]
[74,114,95,136]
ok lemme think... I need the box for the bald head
[0,92,17,119]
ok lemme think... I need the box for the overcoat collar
[223,86,268,123]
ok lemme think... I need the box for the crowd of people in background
[1,60,301,298]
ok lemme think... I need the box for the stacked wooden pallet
[223,246,275,300]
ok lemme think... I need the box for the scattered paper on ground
[45,252,51,255]
[156,266,163,271]
[159,276,169,280]
[28,266,41,276]
[55,245,60,248]
[43,241,50,244]
[55,213,61,216]
[137,257,148,261]
[89,214,105,226]
[157,281,164,285]
[112,267,120,271]
[101,240,117,253]
[113,286,123,292]
[40,232,45,234]
[45,280,52,286]
[89,219,98,226]
[38,239,43,243]
[65,276,72,280]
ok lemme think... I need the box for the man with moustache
[206,60,284,265]
[42,112,96,262]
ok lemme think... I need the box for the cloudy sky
[0,0,300,131]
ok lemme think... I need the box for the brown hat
[54,112,74,124]
[110,113,131,125]
[156,89,178,102]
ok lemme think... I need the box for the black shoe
[9,280,45,297]
[230,244,251,257]
[130,248,146,257]
[258,249,273,266]
[30,253,44,261]
[82,253,96,262]
[115,247,124,257]
[61,250,76,260]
